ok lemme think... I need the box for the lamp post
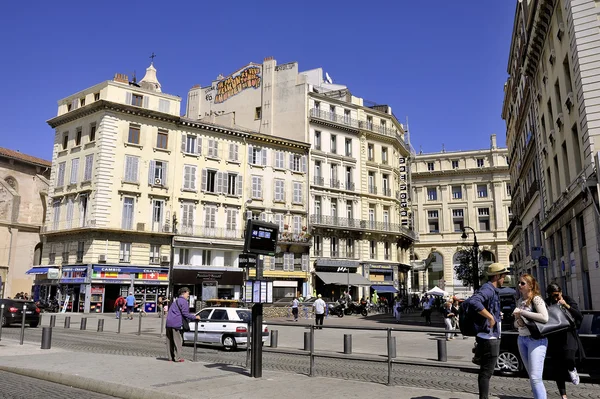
[461,226,480,290]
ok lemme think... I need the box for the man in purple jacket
[166,287,200,362]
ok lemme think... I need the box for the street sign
[238,253,258,268]
[538,256,548,268]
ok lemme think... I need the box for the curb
[0,366,184,399]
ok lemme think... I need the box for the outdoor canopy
[315,272,372,286]
[426,286,448,296]
[370,285,398,293]
[25,267,51,275]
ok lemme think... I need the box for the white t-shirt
[313,298,326,314]
[292,299,299,308]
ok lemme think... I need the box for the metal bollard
[159,306,165,337]
[309,325,315,376]
[64,316,70,329]
[20,304,26,345]
[193,320,198,362]
[390,336,397,358]
[50,315,56,328]
[437,338,447,362]
[80,317,87,330]
[270,330,278,348]
[137,311,142,336]
[387,329,393,386]
[343,334,352,354]
[0,304,4,341]
[41,327,52,349]
[245,323,251,369]
[117,311,122,334]
[97,319,104,332]
[304,331,311,351]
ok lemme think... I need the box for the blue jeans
[517,336,548,399]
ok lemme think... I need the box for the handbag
[175,298,190,332]
[523,303,574,339]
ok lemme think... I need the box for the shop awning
[315,272,372,286]
[371,285,398,293]
[92,265,168,273]
[26,267,50,275]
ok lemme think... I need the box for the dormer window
[132,94,143,107]
[80,98,86,107]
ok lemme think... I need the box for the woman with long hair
[512,274,549,399]
[545,283,583,399]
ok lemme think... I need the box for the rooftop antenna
[419,145,423,155]
[442,144,445,153]
[131,70,137,83]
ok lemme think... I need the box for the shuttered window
[57,162,66,186]
[83,154,93,182]
[183,165,197,190]
[121,197,134,229]
[124,156,139,183]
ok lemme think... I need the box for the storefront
[313,259,371,300]
[26,266,60,302]
[59,266,90,312]
[365,263,398,301]
[170,266,244,310]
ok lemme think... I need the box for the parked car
[0,299,40,327]
[182,307,268,351]
[494,310,600,379]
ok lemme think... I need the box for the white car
[182,307,269,351]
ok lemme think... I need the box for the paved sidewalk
[0,338,480,399]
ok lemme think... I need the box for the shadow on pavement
[205,363,249,377]
[411,396,462,399]
[155,357,172,362]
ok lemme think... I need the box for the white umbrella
[426,286,448,296]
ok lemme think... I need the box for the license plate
[25,311,33,314]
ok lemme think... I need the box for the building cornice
[411,166,510,179]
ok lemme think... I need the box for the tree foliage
[453,247,486,288]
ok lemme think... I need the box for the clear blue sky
[0,1,516,161]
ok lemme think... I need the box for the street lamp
[461,226,480,290]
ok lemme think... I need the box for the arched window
[427,251,444,289]
[480,250,496,267]
[5,176,17,192]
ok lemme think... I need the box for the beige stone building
[186,57,416,301]
[0,147,50,298]
[503,0,600,309]
[411,136,512,296]
[42,63,310,313]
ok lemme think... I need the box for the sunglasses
[518,281,527,286]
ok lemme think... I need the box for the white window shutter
[216,171,224,193]
[258,177,262,198]
[126,92,132,105]
[214,140,219,156]
[181,134,186,152]
[142,96,149,108]
[260,212,267,222]
[302,254,309,272]
[191,166,197,190]
[197,137,202,155]
[270,256,276,271]
[288,153,294,170]
[201,169,207,191]
[301,156,307,173]
[248,146,253,164]
[148,160,156,185]
[163,162,168,187]
[132,157,139,182]
[236,175,243,197]
[262,148,267,166]
[229,143,234,160]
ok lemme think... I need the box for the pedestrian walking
[126,292,136,320]
[468,263,509,399]
[291,297,299,321]
[165,287,200,362]
[451,298,461,338]
[443,302,456,340]
[313,294,326,329]
[393,296,402,323]
[544,283,582,398]
[114,295,126,319]
[421,294,433,325]
[513,274,549,399]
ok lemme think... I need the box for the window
[159,99,170,113]
[314,236,322,256]
[152,200,164,232]
[331,237,339,257]
[368,172,376,194]
[368,144,374,161]
[366,115,373,129]
[427,162,434,171]
[452,209,464,232]
[330,134,337,154]
[150,245,160,264]
[344,109,351,123]
[346,239,354,258]
[94,92,100,101]
[314,196,322,219]
[274,179,285,202]
[508,206,513,222]
[202,250,212,266]
[124,156,139,183]
[382,174,390,196]
[180,202,194,234]
[75,128,82,146]
[56,162,66,186]
[314,101,320,112]
[451,160,459,169]
[428,210,439,233]
[382,147,388,164]
[452,185,462,199]
[228,143,239,162]
[79,97,85,106]
[477,184,488,198]
[77,241,85,263]
[330,105,336,120]
[368,206,375,228]
[331,199,338,218]
[70,158,79,184]
[384,242,391,260]
[89,123,96,142]
[62,133,69,150]
[255,106,262,119]
[370,240,377,259]
[156,130,168,149]
[183,134,201,155]
[252,176,263,199]
[178,248,189,265]
[345,166,353,190]
[293,215,302,234]
[119,243,131,262]
[249,146,266,166]
[478,208,490,231]
[226,173,241,196]
[566,222,574,253]
[66,197,74,229]
[427,187,437,201]
[226,208,238,231]
[477,158,485,167]
[346,200,353,219]
[207,139,219,158]
[293,181,303,203]
[79,194,88,227]
[83,154,93,182]
[203,169,218,193]
[131,94,143,107]
[289,154,306,172]
[330,164,338,187]
[128,125,140,144]
[52,200,61,230]
[121,197,134,229]
[274,151,285,169]
[62,243,69,263]
[383,208,390,229]
[505,183,512,197]
[314,131,321,150]
[345,138,352,156]
[205,206,217,229]
[183,165,197,190]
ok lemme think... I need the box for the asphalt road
[1,325,599,398]
[0,370,118,399]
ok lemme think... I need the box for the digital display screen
[244,220,279,255]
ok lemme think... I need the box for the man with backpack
[465,263,509,399]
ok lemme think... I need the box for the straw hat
[485,263,509,276]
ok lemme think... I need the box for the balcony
[384,254,392,261]
[314,176,325,186]
[76,251,84,263]
[177,225,243,240]
[328,250,358,260]
[358,121,410,154]
[368,185,378,195]
[382,188,392,197]
[278,231,312,244]
[62,252,69,264]
[310,108,359,129]
[330,179,341,189]
[310,215,417,240]
[522,181,539,208]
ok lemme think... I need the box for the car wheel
[222,335,237,351]
[496,350,522,376]
[29,321,39,328]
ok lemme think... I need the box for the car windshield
[236,310,252,323]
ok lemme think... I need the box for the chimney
[490,134,497,150]
[264,56,274,61]
[113,73,129,84]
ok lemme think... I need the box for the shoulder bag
[523,302,574,339]
[175,298,191,332]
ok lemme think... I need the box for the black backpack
[459,296,478,336]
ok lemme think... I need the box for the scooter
[328,300,345,317]
[345,301,368,316]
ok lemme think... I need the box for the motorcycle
[36,298,59,313]
[345,301,368,316]
[328,300,345,317]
